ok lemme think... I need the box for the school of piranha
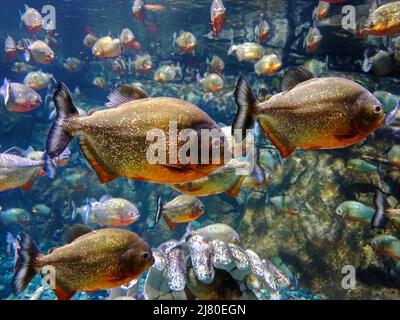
[1,0,400,300]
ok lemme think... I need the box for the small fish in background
[270,195,299,216]
[210,0,226,38]
[184,223,240,243]
[371,235,400,260]
[63,57,84,73]
[232,67,384,158]
[362,49,394,77]
[93,76,108,89]
[254,20,271,44]
[4,36,17,61]
[388,145,400,166]
[153,64,182,83]
[0,208,31,225]
[20,5,42,33]
[304,26,322,53]
[11,229,154,300]
[131,54,153,74]
[360,1,400,37]
[62,167,89,192]
[0,78,42,112]
[254,54,282,76]
[92,36,122,59]
[23,40,55,65]
[132,0,145,22]
[11,62,36,74]
[78,195,140,227]
[83,33,98,48]
[111,57,128,76]
[146,22,160,33]
[23,71,55,91]
[313,1,330,21]
[155,195,205,230]
[336,201,375,224]
[174,31,197,54]
[228,42,264,62]
[198,73,224,93]
[207,55,225,75]
[303,56,329,77]
[32,204,52,218]
[346,159,378,173]
[120,28,135,50]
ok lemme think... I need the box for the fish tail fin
[46,82,79,159]
[71,201,77,221]
[232,76,258,143]
[250,145,266,187]
[12,233,41,295]
[0,78,10,106]
[154,196,163,225]
[42,152,56,179]
[84,198,93,224]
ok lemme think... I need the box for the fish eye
[372,105,382,114]
[142,252,151,261]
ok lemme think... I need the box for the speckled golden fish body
[68,97,225,184]
[257,77,384,157]
[37,228,152,293]
[367,1,400,36]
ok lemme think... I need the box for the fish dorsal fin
[4,146,26,156]
[62,223,94,244]
[281,66,315,91]
[99,194,113,203]
[105,85,149,108]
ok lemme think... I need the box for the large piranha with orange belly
[232,67,385,158]
[45,83,233,184]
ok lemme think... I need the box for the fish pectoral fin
[163,213,176,231]
[54,286,76,300]
[226,176,246,197]
[21,175,37,192]
[259,121,295,159]
[105,85,149,108]
[78,138,117,183]
[281,66,315,91]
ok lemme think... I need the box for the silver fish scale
[245,249,264,279]
[211,239,232,266]
[228,243,249,270]
[166,245,186,291]
[188,235,215,283]
[152,249,167,272]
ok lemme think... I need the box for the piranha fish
[0,149,52,191]
[111,57,128,76]
[155,195,205,230]
[132,54,153,74]
[0,208,31,225]
[76,195,140,227]
[83,33,98,48]
[132,0,145,22]
[371,235,400,260]
[11,62,36,74]
[0,78,42,112]
[336,200,375,224]
[304,26,322,53]
[254,54,282,76]
[23,71,55,90]
[362,50,393,77]
[185,223,240,243]
[32,204,51,218]
[210,0,226,38]
[12,228,154,300]
[23,40,55,65]
[153,64,182,83]
[228,42,265,63]
[207,55,225,75]
[361,1,400,37]
[4,36,17,61]
[93,76,108,89]
[63,57,84,73]
[92,36,122,59]
[174,31,197,54]
[313,1,330,21]
[255,20,271,44]
[120,28,135,50]
[198,73,224,93]
[232,67,385,158]
[46,83,231,185]
[20,5,42,33]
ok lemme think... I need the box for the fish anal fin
[226,176,246,197]
[78,138,117,183]
[54,286,76,300]
[259,120,295,159]
[163,213,176,231]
